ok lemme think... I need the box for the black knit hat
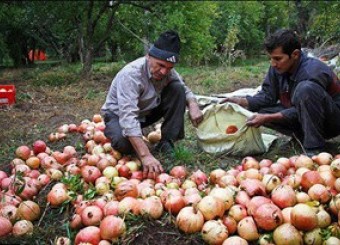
[149,30,180,63]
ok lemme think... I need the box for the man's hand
[141,155,164,179]
[246,112,284,128]
[246,113,268,128]
[220,96,249,108]
[188,99,203,127]
[128,136,164,179]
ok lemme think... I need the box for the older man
[101,30,203,178]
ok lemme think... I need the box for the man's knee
[104,122,134,154]
[292,81,324,103]
[111,137,134,155]
[164,82,185,97]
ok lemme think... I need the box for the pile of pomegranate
[1,114,340,245]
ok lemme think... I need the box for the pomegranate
[25,156,40,169]
[197,196,225,220]
[270,163,287,178]
[81,165,102,184]
[240,178,266,197]
[226,124,238,134]
[32,140,47,155]
[259,159,273,168]
[276,157,291,169]
[54,237,71,245]
[330,159,340,177]
[0,204,18,223]
[312,152,333,165]
[316,206,331,228]
[308,184,331,203]
[70,214,83,230]
[222,236,248,245]
[209,187,234,210]
[99,215,126,241]
[235,190,251,207]
[47,188,69,207]
[222,215,237,235]
[169,165,187,180]
[118,197,140,215]
[271,185,297,209]
[290,203,318,231]
[17,200,40,221]
[190,169,208,186]
[75,226,101,245]
[273,223,303,245]
[254,203,283,231]
[246,196,272,216]
[295,155,314,169]
[237,216,259,241]
[12,220,34,236]
[164,193,185,215]
[114,180,138,201]
[217,175,237,187]
[81,205,103,226]
[209,168,227,184]
[241,156,259,170]
[140,196,164,219]
[262,174,281,193]
[184,193,202,206]
[0,217,13,237]
[15,145,31,160]
[228,204,248,222]
[301,171,324,191]
[201,219,228,245]
[176,206,204,233]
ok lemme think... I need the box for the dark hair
[264,29,301,57]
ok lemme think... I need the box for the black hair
[264,29,301,57]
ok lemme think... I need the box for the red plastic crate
[0,85,16,105]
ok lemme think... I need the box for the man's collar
[290,52,305,82]
[144,56,153,80]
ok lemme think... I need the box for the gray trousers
[103,82,186,154]
[259,81,340,150]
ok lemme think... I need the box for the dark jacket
[246,52,340,120]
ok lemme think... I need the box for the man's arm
[187,98,203,127]
[128,136,164,179]
[246,112,284,128]
[220,97,249,108]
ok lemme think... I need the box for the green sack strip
[196,103,277,156]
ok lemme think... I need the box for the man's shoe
[155,140,174,154]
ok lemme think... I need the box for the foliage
[211,2,265,54]
[0,1,339,73]
[308,1,340,45]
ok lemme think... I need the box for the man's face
[147,55,174,81]
[268,47,300,74]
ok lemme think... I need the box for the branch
[86,0,94,35]
[94,3,120,52]
[122,1,154,12]
[92,1,113,30]
[116,18,149,46]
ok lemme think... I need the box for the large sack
[196,103,277,156]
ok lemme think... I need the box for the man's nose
[160,67,169,75]
[270,59,277,67]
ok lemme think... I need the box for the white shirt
[101,57,195,137]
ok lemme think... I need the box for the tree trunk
[82,47,94,77]
[294,0,309,46]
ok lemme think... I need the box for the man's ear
[291,49,300,60]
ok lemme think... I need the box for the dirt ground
[0,68,340,244]
[0,71,207,244]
